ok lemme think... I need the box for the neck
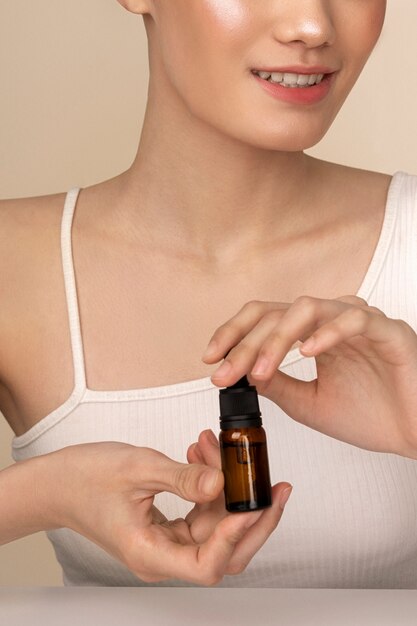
[113,77,320,270]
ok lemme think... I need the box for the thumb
[168,462,224,503]
[139,450,224,504]
[248,369,317,429]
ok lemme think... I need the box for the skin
[113,0,387,270]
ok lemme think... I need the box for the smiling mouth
[251,69,332,88]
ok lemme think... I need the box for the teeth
[270,72,283,83]
[254,70,325,87]
[297,74,310,86]
[258,71,273,80]
[282,72,298,86]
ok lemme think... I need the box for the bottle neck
[220,415,263,430]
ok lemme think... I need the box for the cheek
[362,4,386,52]
[344,1,386,60]
[157,0,248,73]
[202,0,248,30]
[157,0,251,108]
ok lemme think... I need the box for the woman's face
[128,0,387,151]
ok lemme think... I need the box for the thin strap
[61,187,87,392]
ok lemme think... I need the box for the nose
[271,0,336,49]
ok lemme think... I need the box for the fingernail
[212,360,232,378]
[200,469,221,496]
[207,429,220,447]
[251,357,270,376]
[279,486,293,510]
[202,341,218,359]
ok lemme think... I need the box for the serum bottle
[218,373,272,512]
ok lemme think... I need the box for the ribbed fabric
[11,171,417,588]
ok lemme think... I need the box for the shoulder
[332,166,417,227]
[0,191,67,295]
[0,191,67,379]
[310,160,394,218]
[309,159,393,196]
[0,190,67,230]
[0,190,67,244]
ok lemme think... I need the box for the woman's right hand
[50,440,290,586]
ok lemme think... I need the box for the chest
[3,211,378,435]
[73,227,374,391]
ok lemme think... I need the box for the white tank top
[11,171,417,588]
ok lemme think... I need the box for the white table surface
[1,587,417,626]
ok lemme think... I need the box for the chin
[231,125,331,153]
[210,104,333,152]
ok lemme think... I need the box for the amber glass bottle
[219,374,272,512]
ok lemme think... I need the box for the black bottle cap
[218,353,262,429]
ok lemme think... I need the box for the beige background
[0,0,416,586]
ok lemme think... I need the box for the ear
[116,0,151,14]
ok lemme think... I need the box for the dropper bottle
[218,365,272,512]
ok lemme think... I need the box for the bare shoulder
[0,191,67,380]
[312,159,393,197]
[0,190,67,231]
[0,191,67,293]
[307,159,393,234]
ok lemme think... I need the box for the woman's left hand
[202,296,417,459]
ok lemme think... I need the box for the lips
[252,69,336,105]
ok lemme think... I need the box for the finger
[210,310,288,384]
[185,432,226,531]
[193,507,266,585]
[248,368,318,430]
[201,300,291,363]
[299,305,404,360]
[336,295,369,307]
[210,297,349,386]
[204,295,369,368]
[335,296,387,320]
[133,449,224,504]
[158,517,195,547]
[225,483,292,576]
[197,430,222,470]
[187,435,220,468]
[186,442,204,465]
[130,506,265,585]
[248,297,350,380]
[185,432,225,527]
[185,493,227,535]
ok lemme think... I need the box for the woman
[2,0,417,588]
